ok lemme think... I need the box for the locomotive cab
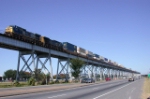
[5,26,14,36]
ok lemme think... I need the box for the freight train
[4,25,120,67]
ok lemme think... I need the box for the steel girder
[56,58,70,81]
[16,50,53,82]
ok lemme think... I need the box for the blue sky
[0,0,150,76]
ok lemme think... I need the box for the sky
[0,0,150,76]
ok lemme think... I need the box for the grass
[0,80,70,88]
[142,77,150,99]
[0,82,28,88]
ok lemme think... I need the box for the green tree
[3,69,16,80]
[19,71,31,80]
[70,58,84,82]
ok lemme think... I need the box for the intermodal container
[113,62,118,66]
[77,46,86,56]
[86,50,94,58]
[104,58,108,62]
[51,40,63,47]
[108,59,112,63]
[93,54,99,58]
[93,54,100,60]
[100,56,105,61]
[63,42,77,53]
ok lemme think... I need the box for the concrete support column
[93,66,96,81]
[99,67,103,81]
[117,70,119,79]
[16,52,21,82]
[111,69,114,80]
[49,53,53,81]
[107,69,110,78]
[32,50,36,73]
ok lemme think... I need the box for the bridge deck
[0,33,138,73]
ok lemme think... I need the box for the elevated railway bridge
[0,33,140,82]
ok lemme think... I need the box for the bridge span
[0,33,140,82]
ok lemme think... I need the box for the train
[4,25,122,67]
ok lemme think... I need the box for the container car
[51,40,63,51]
[100,56,105,61]
[108,59,113,65]
[93,54,99,58]
[86,50,94,58]
[104,58,108,62]
[77,46,86,56]
[113,62,118,66]
[93,54,101,60]
[63,42,77,53]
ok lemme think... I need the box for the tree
[19,71,31,80]
[3,69,17,80]
[70,58,84,82]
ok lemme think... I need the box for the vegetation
[28,77,36,86]
[40,74,50,85]
[142,77,150,99]
[33,69,50,85]
[3,69,17,80]
[19,71,31,80]
[1,68,76,88]
[13,81,20,86]
[3,69,31,81]
[0,82,28,88]
[70,58,84,82]
[2,69,52,86]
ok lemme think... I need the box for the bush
[28,77,35,86]
[49,81,55,84]
[41,79,46,85]
[13,81,21,87]
[55,80,59,83]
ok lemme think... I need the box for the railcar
[77,46,88,58]
[62,42,77,55]
[93,54,101,61]
[51,40,63,51]
[77,46,86,56]
[40,36,54,49]
[86,50,94,58]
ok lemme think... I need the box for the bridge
[0,33,140,82]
